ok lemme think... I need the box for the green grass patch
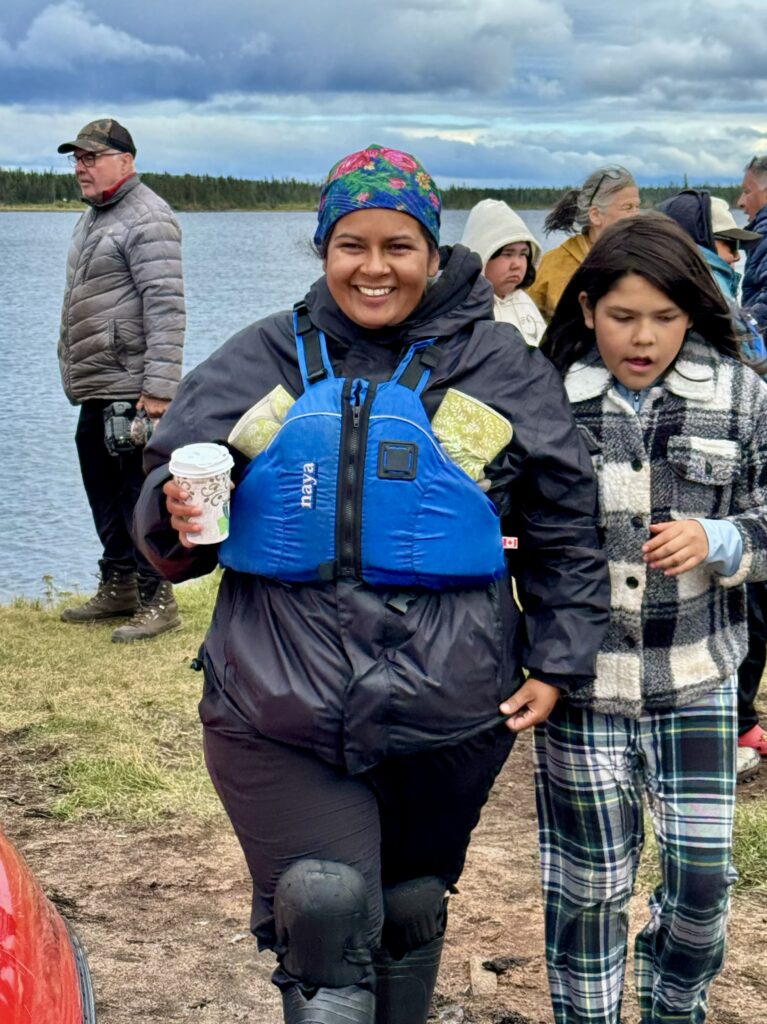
[731,801,767,893]
[0,572,224,824]
[638,800,767,897]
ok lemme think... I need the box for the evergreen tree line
[0,166,744,212]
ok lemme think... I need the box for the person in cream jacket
[461,198,546,346]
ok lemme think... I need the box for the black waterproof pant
[737,581,767,736]
[200,680,515,952]
[75,400,160,580]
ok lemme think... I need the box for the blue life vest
[219,304,506,588]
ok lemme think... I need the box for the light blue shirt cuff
[697,519,743,576]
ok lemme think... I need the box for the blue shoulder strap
[293,302,335,388]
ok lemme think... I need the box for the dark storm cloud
[2,0,767,183]
[3,0,766,115]
[0,0,573,104]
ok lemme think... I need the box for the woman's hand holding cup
[167,443,235,546]
[163,479,203,548]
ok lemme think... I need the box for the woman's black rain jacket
[135,245,610,773]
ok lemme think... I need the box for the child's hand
[499,678,560,732]
[642,520,709,576]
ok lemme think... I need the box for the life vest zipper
[337,378,376,577]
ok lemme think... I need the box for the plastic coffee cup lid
[169,443,234,478]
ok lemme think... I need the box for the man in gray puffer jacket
[57,118,185,641]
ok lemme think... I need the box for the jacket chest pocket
[667,436,740,518]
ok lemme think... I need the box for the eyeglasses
[67,151,121,168]
[586,168,622,208]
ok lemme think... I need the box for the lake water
[0,205,733,600]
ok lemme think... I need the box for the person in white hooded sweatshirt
[460,199,546,346]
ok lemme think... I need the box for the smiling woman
[323,208,440,329]
[132,143,609,1024]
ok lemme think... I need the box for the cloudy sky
[1,0,766,187]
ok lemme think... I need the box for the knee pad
[381,877,447,959]
[273,859,373,989]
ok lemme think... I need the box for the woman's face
[579,272,691,389]
[484,243,530,299]
[588,186,641,241]
[324,208,439,329]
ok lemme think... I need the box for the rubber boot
[61,567,138,622]
[374,934,444,1024]
[111,579,181,642]
[282,984,375,1024]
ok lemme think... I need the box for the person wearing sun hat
[133,142,608,1024]
[707,194,762,292]
[710,194,762,256]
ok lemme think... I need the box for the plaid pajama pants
[533,680,738,1024]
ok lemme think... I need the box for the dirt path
[2,732,765,1023]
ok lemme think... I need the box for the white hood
[460,199,543,270]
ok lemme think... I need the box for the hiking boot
[61,569,138,623]
[111,580,181,642]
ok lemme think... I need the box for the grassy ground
[1,573,766,893]
[0,573,222,822]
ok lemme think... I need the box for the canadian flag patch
[502,537,518,550]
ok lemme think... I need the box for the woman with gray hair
[527,165,639,320]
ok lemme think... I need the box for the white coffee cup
[169,443,234,545]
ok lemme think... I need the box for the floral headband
[314,144,441,247]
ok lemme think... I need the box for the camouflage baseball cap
[57,118,136,156]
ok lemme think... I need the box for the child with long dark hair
[530,212,767,1023]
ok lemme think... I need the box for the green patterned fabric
[227,384,295,459]
[431,388,512,481]
[314,144,441,246]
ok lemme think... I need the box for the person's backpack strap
[393,338,441,395]
[293,302,335,388]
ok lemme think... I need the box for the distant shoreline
[0,201,319,212]
[1,168,742,214]
[0,201,552,213]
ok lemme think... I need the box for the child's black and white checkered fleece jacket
[563,333,767,718]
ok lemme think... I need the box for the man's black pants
[75,400,160,580]
[737,580,767,736]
